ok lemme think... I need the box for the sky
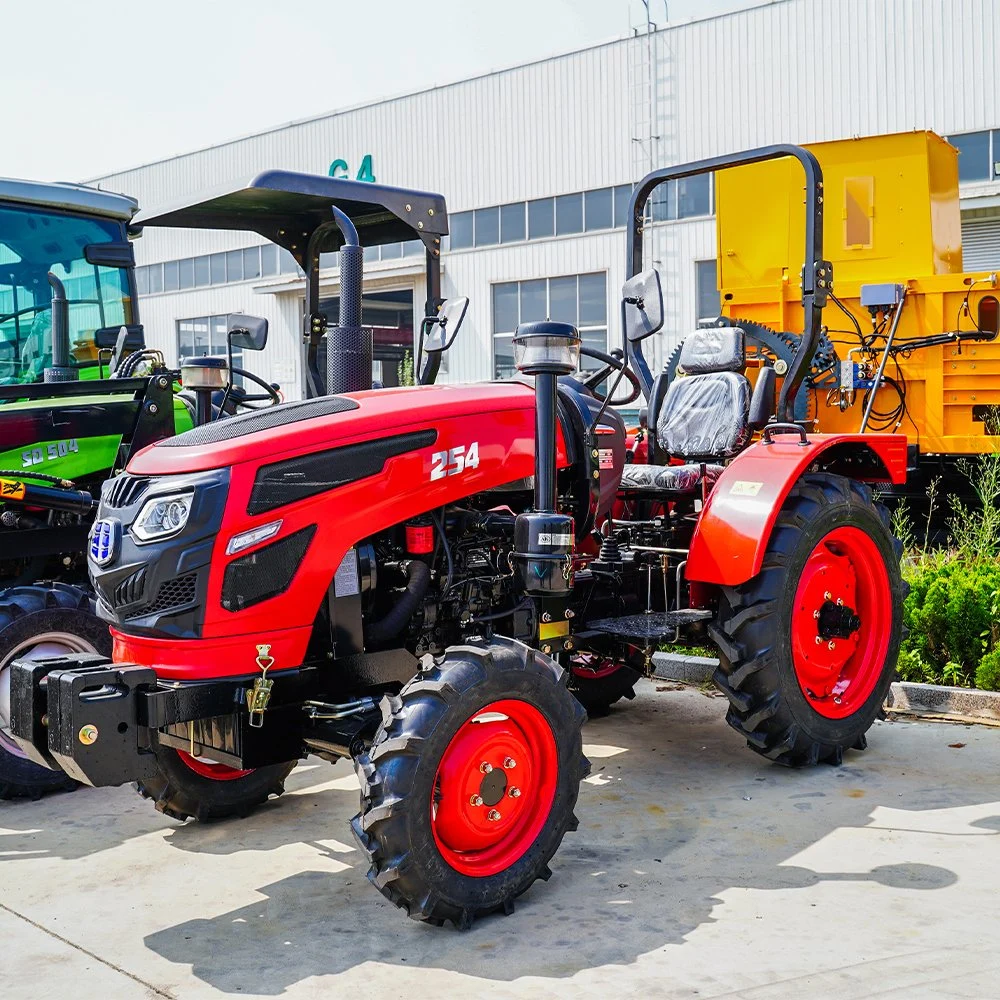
[3,0,762,182]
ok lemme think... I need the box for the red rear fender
[686,433,907,587]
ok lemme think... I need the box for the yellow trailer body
[715,130,1000,458]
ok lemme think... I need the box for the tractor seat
[619,327,774,498]
[619,462,723,494]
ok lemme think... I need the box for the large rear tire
[351,637,589,928]
[711,474,904,766]
[0,584,110,800]
[136,744,297,822]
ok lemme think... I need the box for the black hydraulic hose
[366,559,431,645]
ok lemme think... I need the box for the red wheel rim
[176,749,254,781]
[790,526,891,719]
[431,699,558,877]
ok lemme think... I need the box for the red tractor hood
[129,383,542,475]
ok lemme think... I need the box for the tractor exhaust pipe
[326,207,371,395]
[44,273,77,383]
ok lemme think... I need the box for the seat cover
[657,371,750,459]
[619,463,723,494]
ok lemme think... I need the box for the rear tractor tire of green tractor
[0,583,111,800]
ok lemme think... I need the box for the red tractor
[11,148,906,928]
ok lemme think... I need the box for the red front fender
[685,432,907,587]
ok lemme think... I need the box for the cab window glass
[0,205,132,384]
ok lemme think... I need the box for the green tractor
[0,178,200,798]
[0,172,464,800]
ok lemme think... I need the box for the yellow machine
[713,131,999,497]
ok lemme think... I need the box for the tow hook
[246,644,275,728]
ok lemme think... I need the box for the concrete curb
[652,652,1000,726]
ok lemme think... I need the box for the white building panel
[87,0,1000,403]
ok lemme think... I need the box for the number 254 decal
[430,442,480,481]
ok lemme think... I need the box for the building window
[162,260,179,292]
[450,211,474,250]
[243,247,261,280]
[260,244,279,277]
[527,198,554,239]
[613,184,633,228]
[226,249,244,282]
[194,256,210,287]
[696,259,721,322]
[947,130,993,183]
[474,206,499,247]
[135,266,148,295]
[584,188,613,231]
[492,271,607,379]
[178,258,194,290]
[555,193,583,235]
[500,202,525,243]
[177,314,245,375]
[147,263,163,294]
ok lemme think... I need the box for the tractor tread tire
[352,637,589,929]
[135,748,296,822]
[712,474,903,767]
[0,583,108,800]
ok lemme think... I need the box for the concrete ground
[3,682,1000,1000]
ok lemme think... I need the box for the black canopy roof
[131,171,449,260]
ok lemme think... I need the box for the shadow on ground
[123,687,996,993]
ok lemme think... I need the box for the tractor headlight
[513,320,580,376]
[131,492,194,543]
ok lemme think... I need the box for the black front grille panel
[112,567,147,608]
[146,573,199,615]
[247,429,437,515]
[221,526,317,612]
[105,474,149,509]
[159,397,360,448]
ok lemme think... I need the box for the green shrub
[976,649,1000,691]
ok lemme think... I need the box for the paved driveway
[3,682,999,999]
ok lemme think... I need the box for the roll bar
[625,144,830,424]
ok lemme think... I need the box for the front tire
[711,474,904,766]
[0,584,110,800]
[351,637,589,928]
[136,744,297,821]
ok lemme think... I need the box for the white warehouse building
[91,0,1000,401]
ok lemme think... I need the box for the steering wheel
[229,366,281,407]
[576,346,642,405]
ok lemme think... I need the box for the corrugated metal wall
[89,0,1000,399]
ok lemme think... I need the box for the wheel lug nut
[824,591,832,601]
[815,636,822,645]
[487,809,502,821]
[509,787,521,798]
[470,794,484,806]
[503,757,516,769]
[813,610,820,619]
[480,761,493,774]
[836,597,844,606]
[827,640,836,650]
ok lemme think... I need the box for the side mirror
[424,296,469,352]
[95,324,144,350]
[622,269,664,342]
[228,313,268,351]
